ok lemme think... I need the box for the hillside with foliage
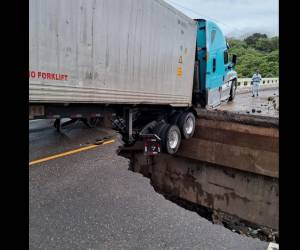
[227,33,278,78]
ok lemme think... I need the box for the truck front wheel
[178,112,196,139]
[229,79,237,101]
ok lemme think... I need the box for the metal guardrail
[237,78,279,88]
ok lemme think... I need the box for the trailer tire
[154,121,168,139]
[161,124,181,155]
[178,112,196,139]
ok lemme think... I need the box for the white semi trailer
[29,0,237,154]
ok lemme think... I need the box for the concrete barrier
[236,78,278,93]
[237,78,279,88]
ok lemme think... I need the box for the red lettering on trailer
[29,71,69,81]
[30,71,36,78]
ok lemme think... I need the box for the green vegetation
[227,33,279,78]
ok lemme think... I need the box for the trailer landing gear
[54,119,61,132]
[124,108,135,145]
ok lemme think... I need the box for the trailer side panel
[29,0,197,106]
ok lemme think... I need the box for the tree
[227,34,278,78]
[244,33,268,47]
[253,37,279,52]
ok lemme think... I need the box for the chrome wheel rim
[184,117,194,135]
[168,130,179,149]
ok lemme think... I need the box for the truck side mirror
[232,54,237,65]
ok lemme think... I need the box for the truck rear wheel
[155,123,181,155]
[162,124,181,155]
[178,112,196,139]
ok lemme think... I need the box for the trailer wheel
[154,121,168,139]
[229,79,237,101]
[161,124,181,155]
[178,112,196,139]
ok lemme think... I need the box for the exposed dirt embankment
[118,110,278,243]
[119,149,278,243]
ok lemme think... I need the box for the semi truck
[29,0,237,154]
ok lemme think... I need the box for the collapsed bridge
[120,109,278,242]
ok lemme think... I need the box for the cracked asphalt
[29,119,270,250]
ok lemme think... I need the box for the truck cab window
[213,58,216,72]
[224,50,228,64]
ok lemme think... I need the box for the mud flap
[141,134,161,156]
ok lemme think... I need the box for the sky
[164,0,279,38]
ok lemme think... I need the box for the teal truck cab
[193,19,238,108]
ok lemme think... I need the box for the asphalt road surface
[29,120,271,250]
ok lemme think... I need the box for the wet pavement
[216,88,279,117]
[29,120,270,250]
